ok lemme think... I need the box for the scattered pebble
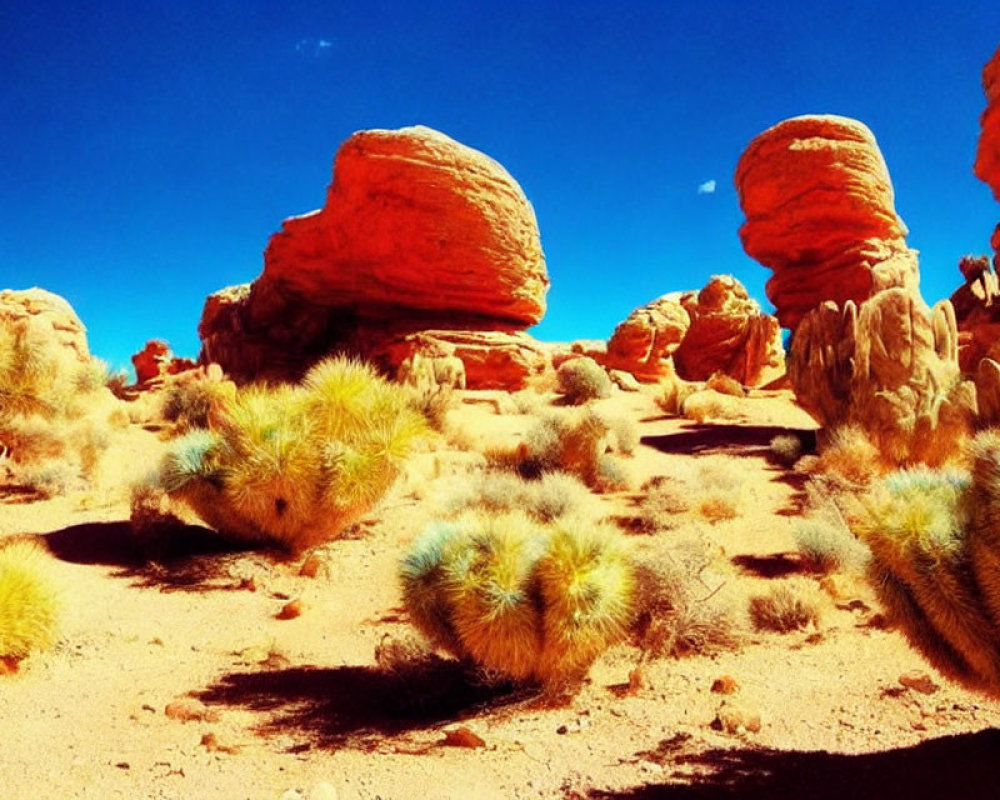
[164,698,219,723]
[299,554,327,578]
[899,671,940,695]
[440,726,486,748]
[711,701,761,735]
[276,599,304,620]
[201,732,239,754]
[710,675,738,695]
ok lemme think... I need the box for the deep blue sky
[3,2,1000,372]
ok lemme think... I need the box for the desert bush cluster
[0,540,61,662]
[0,320,125,497]
[142,356,427,552]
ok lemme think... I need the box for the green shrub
[0,540,60,660]
[399,509,635,689]
[147,356,427,552]
[793,519,870,574]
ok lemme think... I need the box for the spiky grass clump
[769,434,803,467]
[0,320,122,495]
[635,477,691,533]
[151,356,427,551]
[609,415,640,456]
[556,357,612,405]
[693,461,745,524]
[517,407,617,490]
[793,519,870,574]
[400,510,635,689]
[813,425,882,487]
[681,391,741,424]
[748,579,823,633]
[631,556,740,659]
[0,540,60,660]
[445,470,596,524]
[161,379,235,433]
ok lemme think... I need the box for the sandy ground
[3,388,1000,800]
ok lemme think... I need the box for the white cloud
[295,38,334,57]
[697,179,717,195]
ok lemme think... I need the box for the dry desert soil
[3,387,1000,800]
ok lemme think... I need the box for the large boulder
[0,288,90,364]
[735,115,919,331]
[601,276,783,387]
[673,275,784,387]
[789,288,975,466]
[199,126,548,386]
[603,294,689,382]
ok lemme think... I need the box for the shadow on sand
[588,729,1000,800]
[42,520,261,592]
[196,657,536,751]
[641,425,816,460]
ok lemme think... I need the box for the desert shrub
[556,357,612,404]
[635,477,691,533]
[512,390,544,416]
[631,547,740,659]
[656,377,695,416]
[0,321,121,495]
[161,379,235,433]
[593,454,633,493]
[147,356,427,551]
[693,461,745,524]
[793,519,870,574]
[681,390,741,423]
[769,433,803,467]
[813,425,882,487]
[609,415,640,456]
[406,383,455,432]
[0,540,60,660]
[445,469,596,524]
[519,407,610,486]
[399,509,635,689]
[748,579,823,632]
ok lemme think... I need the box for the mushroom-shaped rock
[198,126,548,386]
[735,115,919,331]
[673,275,784,387]
[790,288,975,466]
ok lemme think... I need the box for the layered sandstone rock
[602,276,783,387]
[735,115,919,330]
[790,288,975,466]
[0,288,90,363]
[380,330,550,391]
[673,276,785,387]
[199,126,548,388]
[603,295,689,382]
[949,255,1000,373]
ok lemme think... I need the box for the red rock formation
[199,126,548,388]
[673,276,785,387]
[378,330,550,391]
[735,115,919,330]
[975,45,1000,204]
[131,340,197,385]
[0,287,90,363]
[602,276,783,387]
[603,295,689,382]
[949,255,1000,373]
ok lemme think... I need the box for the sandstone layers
[199,126,549,388]
[0,288,90,364]
[735,115,919,331]
[602,276,783,387]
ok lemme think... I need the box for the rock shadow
[196,657,535,750]
[42,520,261,592]
[587,728,1000,799]
[641,425,816,460]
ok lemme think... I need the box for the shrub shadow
[588,729,1000,799]
[196,657,534,750]
[42,521,260,592]
[731,552,808,579]
[642,425,816,459]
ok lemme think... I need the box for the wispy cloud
[697,179,717,195]
[295,38,335,58]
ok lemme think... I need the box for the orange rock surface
[673,275,785,387]
[199,126,548,385]
[735,115,919,330]
[131,340,197,385]
[261,125,547,325]
[602,294,689,382]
